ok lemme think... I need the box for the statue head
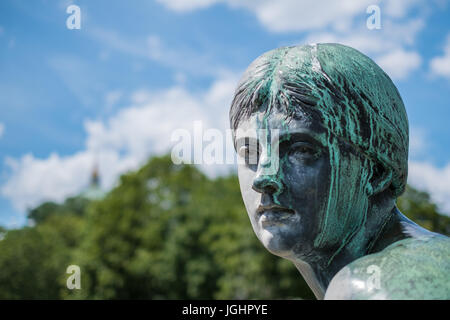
[230,43,409,264]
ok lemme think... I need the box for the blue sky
[1,0,450,227]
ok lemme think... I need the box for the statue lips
[256,204,297,227]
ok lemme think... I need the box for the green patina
[255,112,291,206]
[230,43,409,260]
[329,234,450,299]
[230,43,449,298]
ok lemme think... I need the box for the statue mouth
[256,205,297,226]
[257,204,295,214]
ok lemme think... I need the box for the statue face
[235,108,332,259]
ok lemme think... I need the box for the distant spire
[81,161,105,200]
[90,162,100,187]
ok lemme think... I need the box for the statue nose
[252,174,282,194]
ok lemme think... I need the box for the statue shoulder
[325,235,450,299]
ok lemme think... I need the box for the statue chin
[259,229,286,256]
[256,226,301,259]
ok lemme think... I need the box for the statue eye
[288,142,319,162]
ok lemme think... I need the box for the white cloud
[158,0,373,32]
[301,19,424,80]
[299,5,429,80]
[1,72,240,212]
[408,161,450,216]
[430,33,450,78]
[231,0,371,33]
[158,0,369,31]
[0,123,4,139]
[376,49,422,80]
[158,0,429,80]
[157,0,426,33]
[409,127,427,158]
[156,0,220,12]
[301,17,425,55]
[407,128,450,216]
[2,152,95,212]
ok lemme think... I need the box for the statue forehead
[235,109,328,145]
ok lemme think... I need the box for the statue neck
[291,197,413,300]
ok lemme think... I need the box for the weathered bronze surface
[230,43,450,300]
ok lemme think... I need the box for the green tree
[0,214,84,299]
[0,154,448,299]
[28,196,89,224]
[69,155,314,299]
[0,197,86,299]
[397,185,450,235]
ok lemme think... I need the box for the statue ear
[366,163,393,196]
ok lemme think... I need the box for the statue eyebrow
[234,130,325,153]
[278,131,325,147]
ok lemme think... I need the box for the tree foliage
[397,185,450,235]
[0,155,448,299]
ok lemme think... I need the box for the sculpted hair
[229,43,409,255]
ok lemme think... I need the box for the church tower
[81,163,105,200]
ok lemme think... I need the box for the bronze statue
[230,43,450,299]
